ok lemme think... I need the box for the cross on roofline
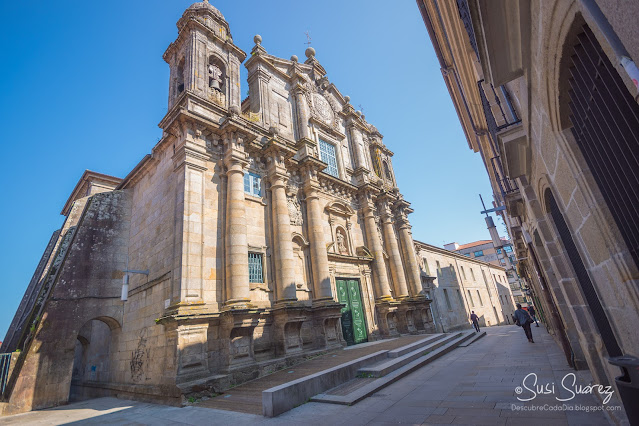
[358,104,365,114]
[304,31,312,47]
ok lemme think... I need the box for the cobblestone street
[0,325,616,425]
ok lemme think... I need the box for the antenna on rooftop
[304,31,312,47]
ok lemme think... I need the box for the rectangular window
[244,172,262,197]
[423,259,431,276]
[248,252,263,283]
[473,250,484,257]
[460,266,466,280]
[470,268,475,281]
[482,270,487,284]
[436,261,441,275]
[477,290,483,306]
[467,290,475,307]
[496,248,502,254]
[443,289,452,310]
[464,253,470,257]
[504,245,513,253]
[456,289,464,306]
[319,139,339,177]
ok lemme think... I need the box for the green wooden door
[336,279,368,345]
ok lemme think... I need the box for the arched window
[176,58,185,94]
[383,161,392,181]
[564,24,639,269]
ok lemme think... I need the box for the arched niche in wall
[325,201,356,256]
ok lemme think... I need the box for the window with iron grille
[244,172,261,197]
[248,252,263,283]
[568,24,639,270]
[319,139,339,178]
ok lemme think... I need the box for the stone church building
[1,1,433,413]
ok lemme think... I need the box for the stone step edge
[261,349,390,417]
[310,331,476,406]
[457,330,487,347]
[357,332,464,377]
[387,333,446,358]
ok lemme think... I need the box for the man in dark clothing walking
[514,303,534,343]
[470,311,480,332]
[528,305,539,327]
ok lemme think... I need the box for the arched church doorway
[69,317,119,402]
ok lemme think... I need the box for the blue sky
[0,1,497,338]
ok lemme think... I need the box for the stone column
[265,142,298,304]
[294,87,310,140]
[347,123,364,169]
[396,209,423,298]
[379,200,410,300]
[360,192,393,301]
[223,133,250,307]
[300,158,333,301]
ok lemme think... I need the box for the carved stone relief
[287,195,303,226]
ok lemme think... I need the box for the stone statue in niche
[288,196,303,226]
[209,64,223,91]
[336,228,349,255]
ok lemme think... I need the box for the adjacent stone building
[445,239,529,306]
[415,240,515,332]
[0,1,433,414]
[418,0,639,421]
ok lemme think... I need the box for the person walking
[470,311,480,332]
[514,303,535,343]
[528,305,539,327]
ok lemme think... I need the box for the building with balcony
[418,0,639,421]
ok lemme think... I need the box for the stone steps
[261,333,467,417]
[197,334,428,415]
[309,331,475,406]
[457,330,487,347]
[357,332,462,378]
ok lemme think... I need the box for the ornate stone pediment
[325,200,355,217]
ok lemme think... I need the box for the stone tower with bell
[164,0,244,112]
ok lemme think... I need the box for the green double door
[336,279,368,345]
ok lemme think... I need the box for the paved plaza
[0,325,616,425]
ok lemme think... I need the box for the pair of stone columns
[223,139,334,308]
[361,192,423,301]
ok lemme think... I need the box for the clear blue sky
[0,1,498,338]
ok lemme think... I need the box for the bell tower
[163,0,246,112]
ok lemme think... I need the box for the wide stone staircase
[197,331,485,417]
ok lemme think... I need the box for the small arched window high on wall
[566,24,639,269]
[176,58,185,94]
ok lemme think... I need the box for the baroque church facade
[1,1,433,413]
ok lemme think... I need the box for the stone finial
[344,95,350,103]
[269,126,280,136]
[305,47,316,59]
[355,110,362,116]
[290,55,298,63]
[254,34,262,45]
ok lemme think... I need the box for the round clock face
[313,93,334,124]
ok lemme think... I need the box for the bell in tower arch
[208,63,223,92]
